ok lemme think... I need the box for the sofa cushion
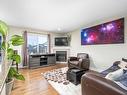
[115,72,127,87]
[105,69,124,80]
[118,60,127,69]
[100,64,120,77]
[70,61,79,66]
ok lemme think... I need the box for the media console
[29,53,56,68]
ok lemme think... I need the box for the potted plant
[0,20,25,95]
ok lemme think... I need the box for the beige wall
[8,17,127,70]
[8,26,69,67]
[70,17,127,70]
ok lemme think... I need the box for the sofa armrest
[113,61,121,66]
[83,58,90,68]
[81,72,127,95]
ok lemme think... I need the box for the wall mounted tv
[81,18,124,45]
[55,37,68,46]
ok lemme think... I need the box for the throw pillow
[118,61,127,69]
[122,58,127,62]
[105,69,124,81]
[115,72,127,88]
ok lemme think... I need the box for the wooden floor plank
[11,64,67,95]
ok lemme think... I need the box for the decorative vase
[6,78,14,95]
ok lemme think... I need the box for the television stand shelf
[29,53,56,69]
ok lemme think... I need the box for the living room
[0,0,127,95]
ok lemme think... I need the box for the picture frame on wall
[81,18,124,45]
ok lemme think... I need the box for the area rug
[42,67,81,95]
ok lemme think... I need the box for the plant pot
[6,79,14,95]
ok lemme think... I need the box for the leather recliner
[68,53,90,70]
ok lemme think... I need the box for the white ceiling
[0,0,127,32]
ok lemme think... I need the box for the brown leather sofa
[81,71,127,95]
[68,53,90,70]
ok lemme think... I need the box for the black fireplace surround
[56,51,67,62]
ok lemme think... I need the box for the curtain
[48,34,51,53]
[23,31,28,66]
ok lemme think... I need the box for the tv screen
[55,37,68,46]
[81,18,124,45]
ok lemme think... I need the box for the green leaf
[7,48,14,59]
[0,20,8,36]
[12,54,21,63]
[12,39,24,46]
[8,67,17,80]
[8,67,25,81]
[10,35,24,46]
[1,41,9,50]
[14,74,25,81]
[7,48,14,54]
[11,35,22,40]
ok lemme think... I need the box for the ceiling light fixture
[57,28,61,31]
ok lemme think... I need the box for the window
[27,33,48,54]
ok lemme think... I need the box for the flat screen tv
[81,18,124,45]
[55,37,68,46]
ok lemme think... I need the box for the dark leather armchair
[68,53,90,70]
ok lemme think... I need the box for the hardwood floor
[11,64,67,95]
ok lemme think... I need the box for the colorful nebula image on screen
[81,18,124,45]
